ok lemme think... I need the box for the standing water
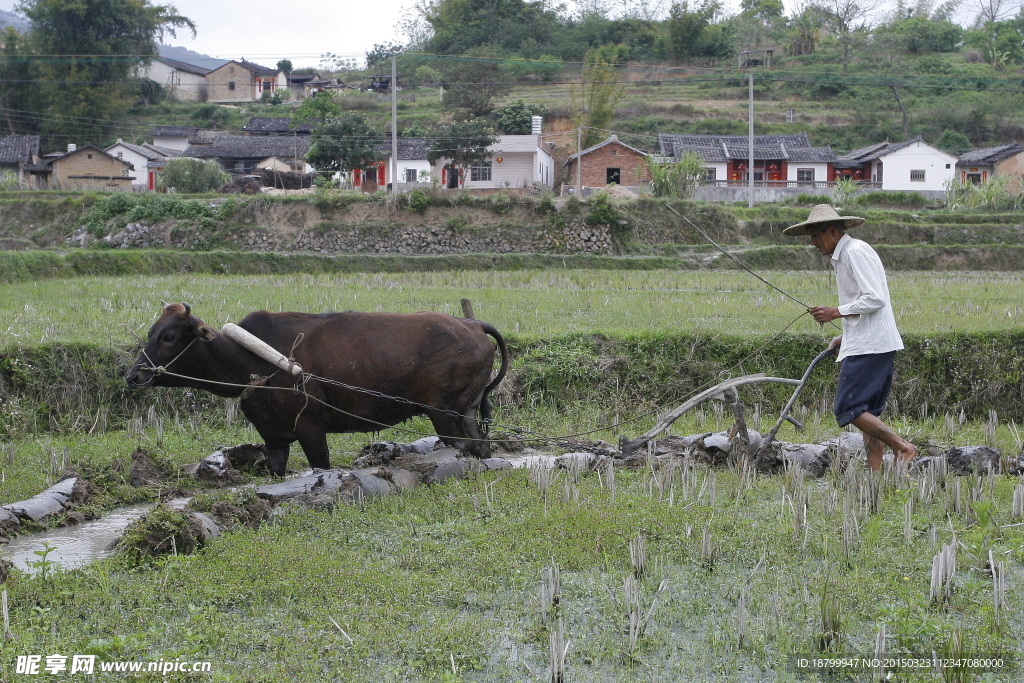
[2,504,152,575]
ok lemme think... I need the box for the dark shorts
[833,351,897,428]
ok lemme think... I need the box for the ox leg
[425,409,469,454]
[296,428,331,470]
[462,408,490,458]
[263,439,292,477]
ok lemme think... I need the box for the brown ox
[127,303,508,475]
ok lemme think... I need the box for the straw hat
[783,204,865,236]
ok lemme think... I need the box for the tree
[439,46,512,118]
[425,120,496,188]
[366,42,403,69]
[493,99,544,134]
[645,152,706,198]
[572,43,628,149]
[17,0,194,143]
[666,0,733,62]
[276,59,293,78]
[307,113,382,176]
[812,0,885,71]
[936,129,972,155]
[158,158,229,194]
[293,91,343,123]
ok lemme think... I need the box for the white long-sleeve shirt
[830,233,904,361]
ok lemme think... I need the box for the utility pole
[391,53,398,191]
[748,73,754,208]
[576,126,582,194]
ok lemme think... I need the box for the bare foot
[894,442,917,464]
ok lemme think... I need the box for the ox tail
[478,321,509,431]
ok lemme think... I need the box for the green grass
[1,269,1023,348]
[0,446,1020,681]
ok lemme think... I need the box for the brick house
[181,135,310,176]
[563,135,651,191]
[205,60,287,103]
[33,145,134,191]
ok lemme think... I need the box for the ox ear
[195,324,218,342]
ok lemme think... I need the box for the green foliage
[936,129,973,155]
[667,0,733,62]
[12,0,195,145]
[293,91,343,123]
[439,45,512,118]
[572,44,628,149]
[116,504,205,567]
[260,87,290,105]
[493,99,544,134]
[406,188,432,213]
[945,175,1024,211]
[425,120,497,178]
[504,54,563,82]
[190,103,231,127]
[276,58,292,76]
[829,178,858,206]
[307,113,381,174]
[585,191,630,246]
[645,152,706,198]
[876,16,963,55]
[158,158,229,194]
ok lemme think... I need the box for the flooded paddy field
[0,268,1022,680]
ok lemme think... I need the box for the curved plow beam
[619,374,802,458]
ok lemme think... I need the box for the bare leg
[851,412,917,470]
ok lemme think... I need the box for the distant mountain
[0,9,27,32]
[157,44,228,71]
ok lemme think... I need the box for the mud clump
[129,448,171,487]
[115,505,207,565]
[0,557,13,583]
[188,489,270,531]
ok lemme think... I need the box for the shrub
[158,158,230,194]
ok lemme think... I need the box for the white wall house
[785,162,830,183]
[139,58,211,102]
[875,139,956,192]
[105,140,165,190]
[838,137,956,193]
[375,139,433,187]
[150,126,200,153]
[433,134,555,192]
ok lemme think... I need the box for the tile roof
[155,57,212,76]
[236,60,280,76]
[106,140,166,161]
[242,117,315,134]
[564,134,648,164]
[151,125,199,138]
[375,138,429,160]
[0,134,40,164]
[659,133,812,155]
[838,136,926,164]
[956,143,1024,165]
[182,135,311,160]
[669,137,837,163]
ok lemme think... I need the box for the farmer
[784,204,917,470]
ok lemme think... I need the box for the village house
[368,138,432,191]
[139,57,211,101]
[242,117,315,136]
[836,136,956,194]
[105,140,180,190]
[181,135,310,176]
[150,126,200,152]
[0,134,41,187]
[956,143,1024,190]
[658,132,837,186]
[287,73,334,100]
[563,134,651,193]
[429,120,555,194]
[31,145,134,191]
[205,60,287,103]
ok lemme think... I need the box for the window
[610,149,617,156]
[116,152,123,158]
[966,173,982,184]
[704,168,716,182]
[470,161,492,182]
[228,81,236,91]
[945,163,951,169]
[606,167,621,184]
[405,168,417,183]
[910,169,925,182]
[87,154,93,159]
[797,168,814,185]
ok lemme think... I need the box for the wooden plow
[619,347,838,459]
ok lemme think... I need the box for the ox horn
[182,302,192,318]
